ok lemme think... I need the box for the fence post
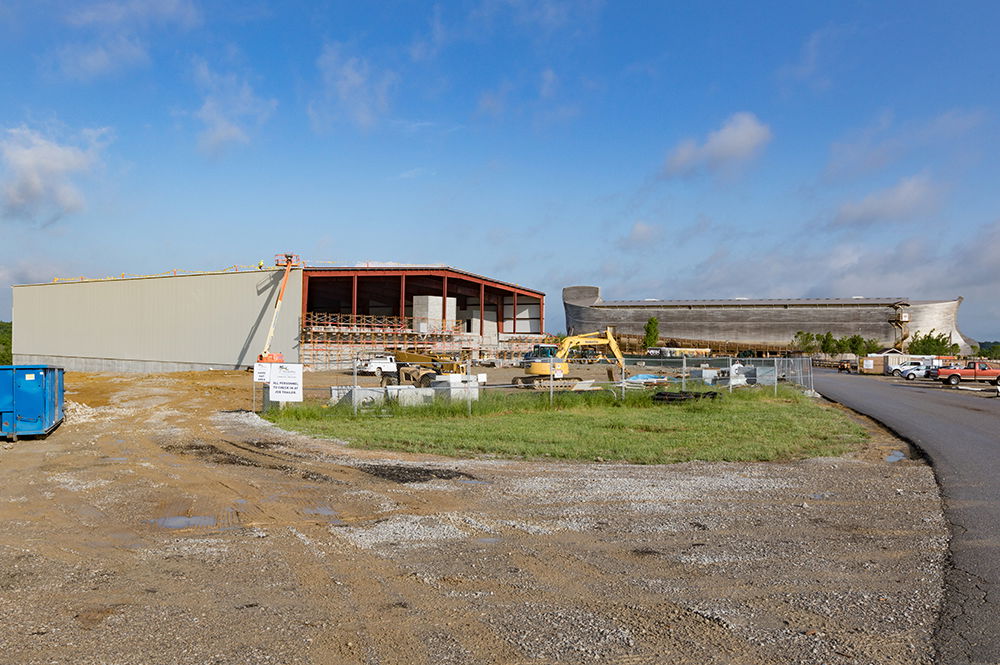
[353,353,358,417]
[682,356,687,392]
[774,358,778,397]
[549,357,554,407]
[728,356,733,393]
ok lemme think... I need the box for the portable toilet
[0,366,65,441]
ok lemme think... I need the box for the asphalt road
[814,369,1000,665]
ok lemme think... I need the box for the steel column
[479,283,485,336]
[351,275,358,322]
[539,296,545,333]
[399,274,406,318]
[513,292,518,334]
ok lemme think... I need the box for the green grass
[264,386,867,464]
[0,321,10,365]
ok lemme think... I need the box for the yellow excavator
[513,328,627,387]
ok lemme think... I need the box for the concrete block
[386,385,435,406]
[330,386,385,408]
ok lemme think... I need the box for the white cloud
[664,112,773,177]
[476,81,513,117]
[410,4,447,61]
[539,67,557,99]
[832,174,940,228]
[825,108,987,180]
[54,34,149,81]
[0,126,109,225]
[309,43,398,131]
[192,59,276,156]
[777,28,837,92]
[616,220,662,250]
[66,0,200,29]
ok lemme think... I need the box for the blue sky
[2,1,999,339]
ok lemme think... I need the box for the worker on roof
[258,260,264,270]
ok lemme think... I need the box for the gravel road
[0,370,947,664]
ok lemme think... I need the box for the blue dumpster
[0,366,64,441]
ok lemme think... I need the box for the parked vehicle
[837,360,853,373]
[928,364,962,380]
[887,360,927,377]
[937,361,1000,386]
[901,365,935,380]
[356,355,397,377]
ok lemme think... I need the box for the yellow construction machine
[513,328,627,388]
[386,350,463,388]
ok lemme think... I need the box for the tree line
[792,329,961,356]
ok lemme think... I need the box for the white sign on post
[253,362,273,383]
[268,364,304,402]
[863,359,874,369]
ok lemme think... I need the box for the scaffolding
[299,312,543,369]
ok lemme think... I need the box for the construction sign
[253,363,273,383]
[268,364,303,402]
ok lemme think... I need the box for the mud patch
[357,463,474,484]
[163,442,261,467]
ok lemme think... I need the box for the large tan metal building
[12,264,545,372]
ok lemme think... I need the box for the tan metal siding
[12,269,302,367]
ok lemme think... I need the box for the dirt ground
[0,370,946,665]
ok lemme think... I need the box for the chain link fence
[253,355,815,414]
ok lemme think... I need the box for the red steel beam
[479,283,484,337]
[303,269,543,298]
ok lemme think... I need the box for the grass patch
[263,385,867,464]
[0,321,10,365]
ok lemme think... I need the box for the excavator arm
[554,328,626,373]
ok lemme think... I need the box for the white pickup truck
[356,355,397,377]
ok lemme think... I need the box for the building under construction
[563,285,976,355]
[11,261,546,372]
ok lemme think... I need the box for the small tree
[819,332,837,355]
[907,329,961,356]
[643,317,659,349]
[792,331,817,354]
[863,338,882,356]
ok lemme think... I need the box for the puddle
[808,492,833,500]
[105,457,128,462]
[234,498,248,504]
[151,515,217,529]
[885,450,906,463]
[476,537,502,544]
[357,463,475,484]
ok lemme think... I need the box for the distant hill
[0,321,10,365]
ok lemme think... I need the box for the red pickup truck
[937,361,1000,386]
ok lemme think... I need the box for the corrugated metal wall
[12,269,303,371]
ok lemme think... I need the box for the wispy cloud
[53,34,149,81]
[0,125,110,225]
[410,4,448,61]
[396,167,436,180]
[50,0,200,81]
[477,81,513,117]
[539,67,558,99]
[66,0,201,29]
[616,220,662,251]
[192,59,276,156]
[831,173,941,228]
[473,0,604,33]
[777,26,844,93]
[825,108,987,180]
[309,43,398,131]
[664,112,772,177]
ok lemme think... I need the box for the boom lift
[514,328,627,387]
[257,253,301,363]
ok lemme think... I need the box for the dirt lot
[0,371,946,664]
